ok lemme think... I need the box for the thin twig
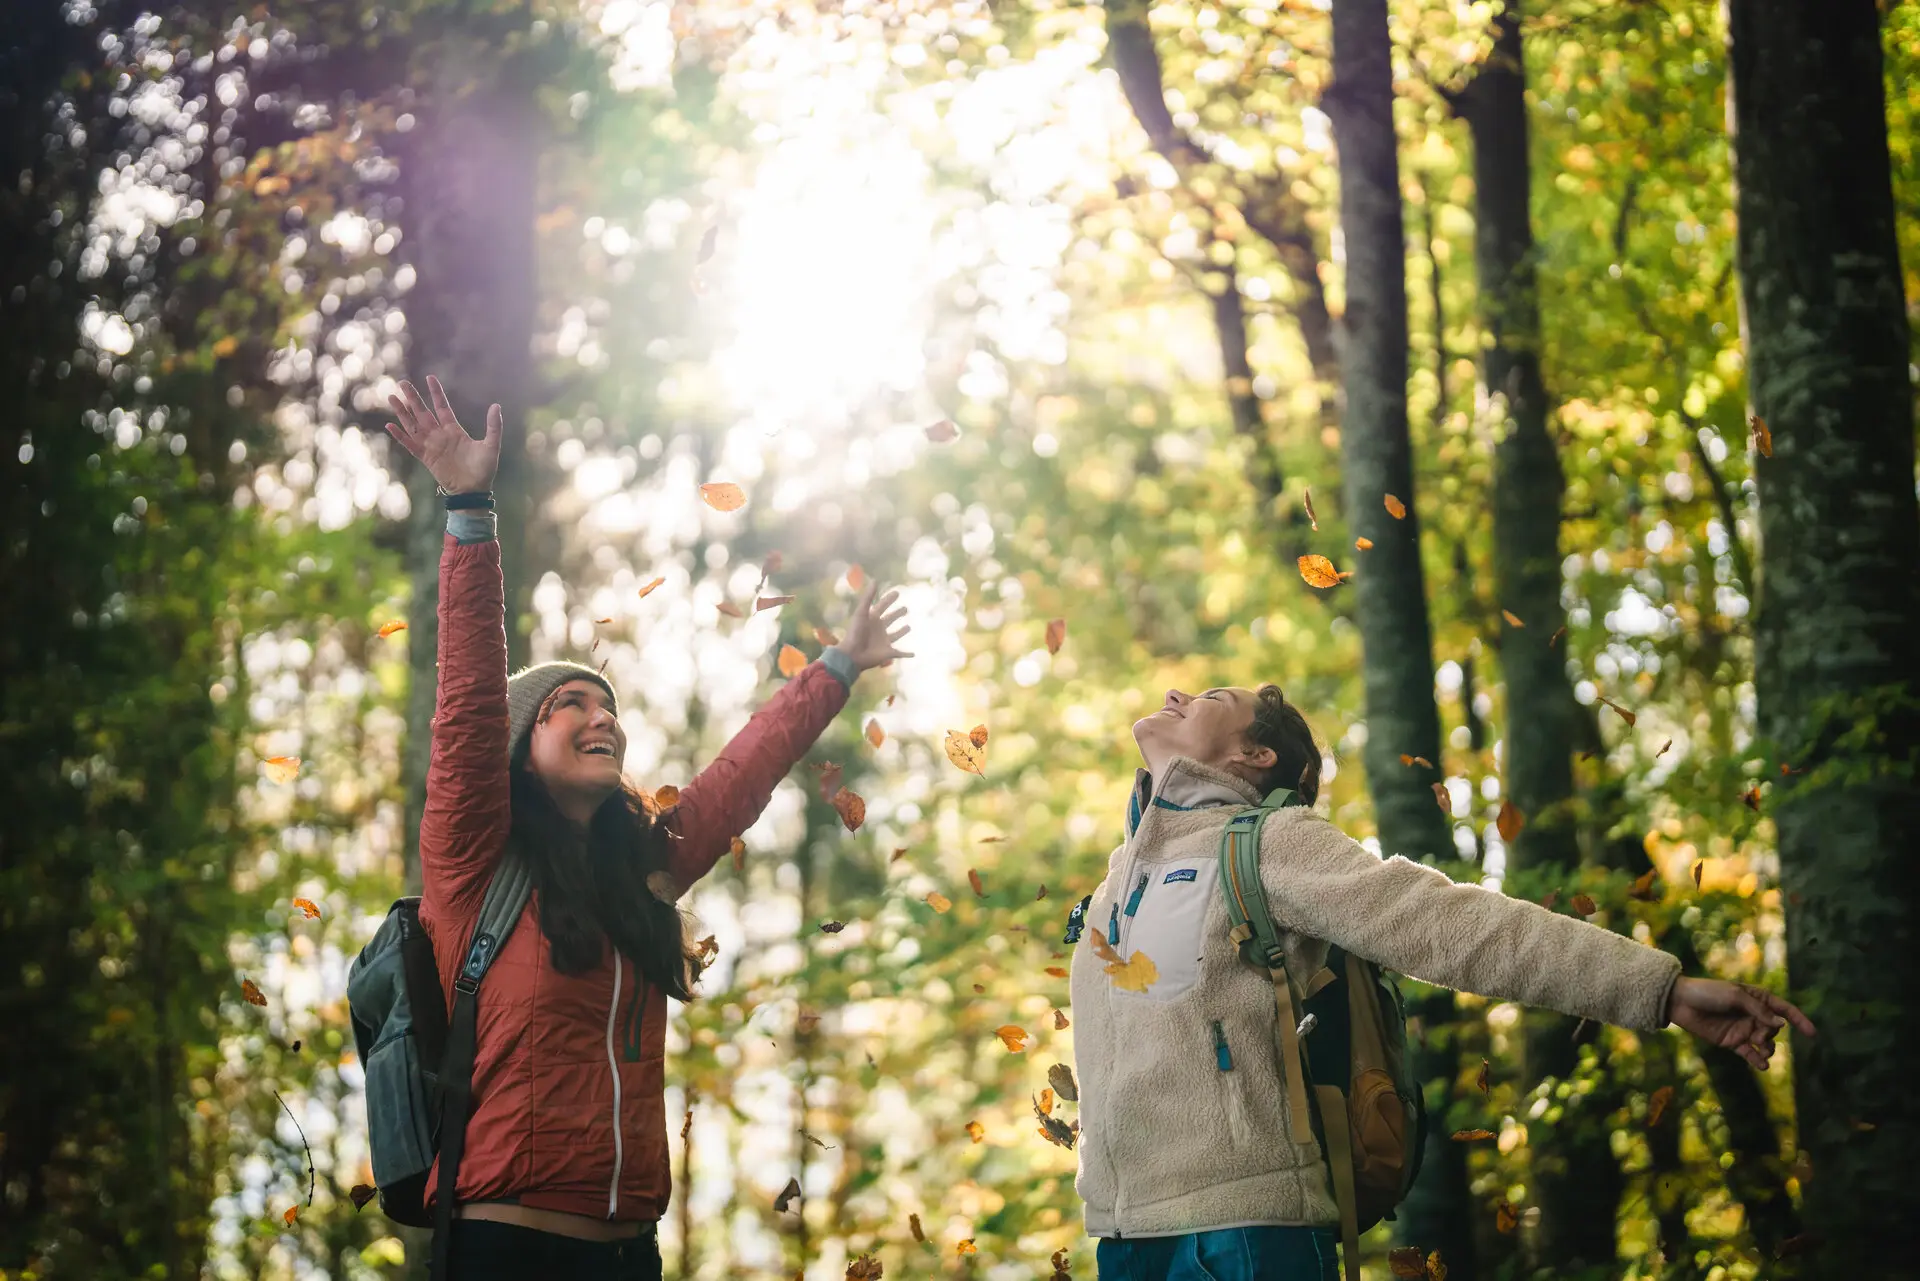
[271,1088,317,1207]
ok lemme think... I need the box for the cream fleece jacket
[1068,757,1682,1239]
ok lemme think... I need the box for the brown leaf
[1495,799,1525,842]
[1035,1100,1078,1149]
[1303,485,1319,532]
[968,868,986,897]
[995,1024,1029,1052]
[925,419,959,443]
[968,724,989,749]
[797,1007,821,1033]
[845,1253,883,1280]
[890,846,909,863]
[1053,1008,1070,1029]
[731,836,747,872]
[1044,966,1068,978]
[966,1119,985,1143]
[241,978,268,1007]
[1742,784,1762,811]
[1541,890,1560,911]
[1570,892,1597,916]
[1431,782,1451,815]
[1427,1252,1448,1281]
[637,576,665,599]
[716,600,745,619]
[1355,536,1374,550]
[1389,1247,1429,1279]
[377,620,407,638]
[1297,554,1351,589]
[831,787,865,832]
[925,891,952,913]
[944,729,987,776]
[865,719,886,748]
[1495,1200,1519,1234]
[1655,738,1672,758]
[1597,694,1637,727]
[262,756,301,785]
[818,920,846,935]
[1399,754,1433,769]
[1384,493,1407,519]
[814,761,844,800]
[1549,625,1567,648]
[813,625,841,646]
[1476,1058,1490,1094]
[1628,868,1659,901]
[1045,617,1068,655]
[692,935,720,979]
[1647,1084,1675,1127]
[774,1176,802,1212]
[1451,1128,1496,1142]
[594,617,613,626]
[909,1211,926,1242]
[777,645,808,678]
[349,1183,377,1211]
[1048,1062,1079,1101]
[756,595,795,612]
[291,897,321,920]
[847,564,866,591]
[1750,413,1773,458]
[700,482,746,512]
[1036,884,1049,899]
[1692,860,1705,890]
[1501,609,1524,628]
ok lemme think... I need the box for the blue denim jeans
[1096,1226,1341,1281]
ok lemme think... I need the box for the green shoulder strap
[1218,786,1302,969]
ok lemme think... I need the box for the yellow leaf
[1088,927,1158,992]
[926,891,952,913]
[956,1239,977,1257]
[699,482,746,512]
[637,576,665,599]
[262,756,300,784]
[1502,609,1524,628]
[994,1025,1029,1052]
[1297,554,1350,589]
[1432,781,1452,814]
[1384,493,1407,519]
[966,1120,985,1143]
[944,729,987,776]
[211,334,240,360]
[376,620,407,638]
[865,719,885,748]
[291,897,321,920]
[778,645,808,678]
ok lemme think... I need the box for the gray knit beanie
[506,661,621,768]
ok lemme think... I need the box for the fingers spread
[402,380,433,426]
[427,375,460,430]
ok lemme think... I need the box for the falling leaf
[1385,493,1407,519]
[1597,695,1637,727]
[885,694,896,707]
[1495,799,1525,842]
[1476,1058,1490,1094]
[1628,868,1660,901]
[1045,617,1068,655]
[262,756,301,785]
[700,482,747,512]
[1389,1247,1429,1279]
[1655,739,1672,758]
[1780,761,1804,775]
[1399,754,1433,769]
[926,891,952,914]
[241,978,268,1007]
[696,224,718,264]
[652,784,681,812]
[1495,1200,1519,1234]
[1053,1008,1069,1029]
[1298,554,1351,588]
[796,1007,822,1033]
[890,846,909,863]
[1502,609,1524,628]
[925,419,959,443]
[1750,413,1773,458]
[778,645,808,678]
[1051,1248,1074,1280]
[1303,486,1319,531]
[594,617,613,625]
[284,1206,298,1226]
[966,1120,986,1143]
[813,625,841,646]
[1427,1252,1448,1281]
[1570,892,1598,916]
[972,983,986,994]
[290,1039,301,1052]
[845,1255,882,1281]
[1432,782,1452,815]
[717,600,746,619]
[1355,536,1374,550]
[1035,1101,1078,1149]
[865,720,886,748]
[1088,927,1159,992]
[995,1025,1029,1052]
[291,898,321,920]
[1692,860,1705,890]
[1036,1087,1055,1116]
[968,724,989,749]
[847,564,866,591]
[376,620,407,638]
[637,576,665,599]
[731,837,746,872]
[691,936,720,981]
[1742,784,1762,811]
[774,1177,802,1212]
[1048,1062,1079,1101]
[819,921,846,935]
[1541,890,1560,911]
[1044,966,1068,978]
[830,788,865,832]
[349,1184,377,1211]
[1451,1128,1496,1142]
[756,595,795,612]
[909,1212,926,1243]
[1549,626,1567,648]
[968,868,986,898]
[956,1240,977,1257]
[944,729,987,776]
[1648,1084,1675,1127]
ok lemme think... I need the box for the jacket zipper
[604,952,625,1218]
[1119,871,1149,951]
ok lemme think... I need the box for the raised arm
[664,583,913,889]
[385,378,513,922]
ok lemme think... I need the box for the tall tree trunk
[1324,6,1465,1270]
[1456,4,1621,1269]
[1725,3,1920,1273]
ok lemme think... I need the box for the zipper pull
[1107,901,1121,944]
[1124,871,1149,917]
[1213,1019,1233,1071]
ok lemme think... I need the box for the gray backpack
[346,855,531,1277]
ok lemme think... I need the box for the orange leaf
[813,625,840,646]
[830,788,866,832]
[1502,609,1524,628]
[594,617,613,625]
[284,1206,298,1226]
[925,419,959,443]
[1648,1084,1675,1127]
[1541,890,1560,911]
[262,756,301,785]
[1432,782,1452,815]
[956,1240,977,1257]
[376,620,407,638]
[847,564,866,591]
[731,837,746,872]
[716,600,745,619]
[968,868,985,897]
[1038,1087,1055,1115]
[865,719,885,748]
[1045,617,1067,655]
[241,978,268,1007]
[1044,966,1068,978]
[1297,554,1350,589]
[1570,892,1597,916]
[1384,493,1407,519]
[1597,694,1636,727]
[1451,1128,1496,1142]
[995,1025,1029,1052]
[944,729,987,776]
[637,576,665,599]
[1495,799,1525,842]
[349,1183,377,1211]
[966,1120,985,1143]
[1742,784,1762,811]
[1750,413,1773,458]
[777,645,808,678]
[1399,754,1432,768]
[1355,536,1374,550]
[1053,1008,1069,1029]
[969,724,989,749]
[291,897,321,920]
[1495,1200,1519,1234]
[700,482,746,512]
[926,891,952,913]
[1628,868,1659,901]
[652,784,681,812]
[1303,485,1319,531]
[756,595,794,611]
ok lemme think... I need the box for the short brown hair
[1247,684,1322,804]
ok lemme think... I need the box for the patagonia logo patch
[1163,868,1199,884]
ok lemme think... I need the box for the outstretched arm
[385,378,514,922]
[664,583,912,890]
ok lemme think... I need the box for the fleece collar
[1126,756,1264,838]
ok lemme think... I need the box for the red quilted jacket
[418,534,849,1223]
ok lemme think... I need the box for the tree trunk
[1726,5,1920,1273]
[1456,4,1621,1269]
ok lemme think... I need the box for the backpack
[346,855,532,1279]
[1218,789,1428,1281]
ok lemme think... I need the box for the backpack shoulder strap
[1218,787,1317,1146]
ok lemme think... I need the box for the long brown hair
[1247,683,1323,804]
[507,767,695,1001]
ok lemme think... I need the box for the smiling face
[1132,687,1277,783]
[526,679,627,823]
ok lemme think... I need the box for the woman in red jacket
[384,377,911,1279]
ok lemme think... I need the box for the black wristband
[443,490,495,511]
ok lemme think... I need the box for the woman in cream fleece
[1067,684,1814,1281]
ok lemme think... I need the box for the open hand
[383,376,503,495]
[1666,976,1815,1071]
[839,582,913,672]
